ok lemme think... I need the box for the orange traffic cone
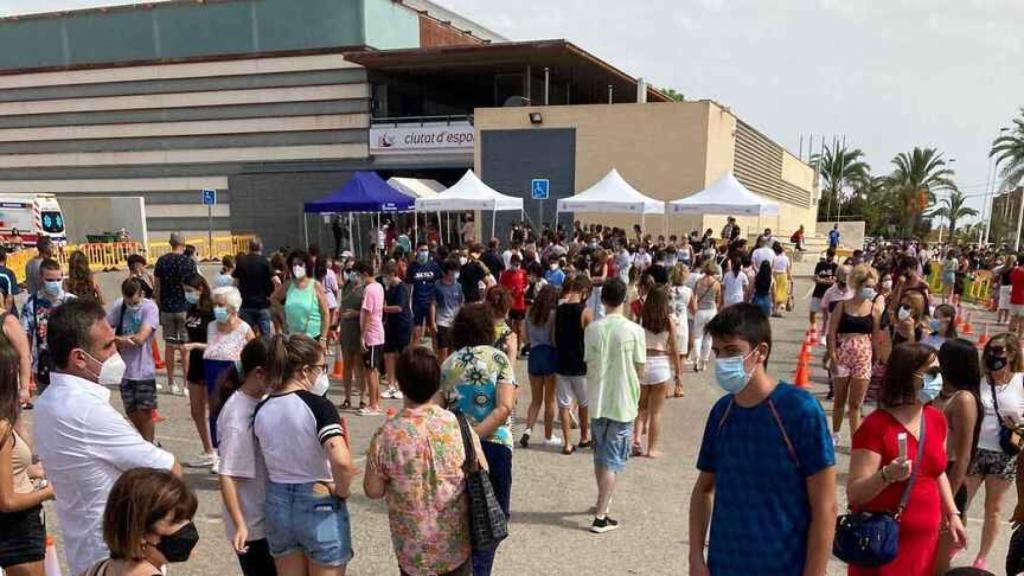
[44,536,62,576]
[962,313,974,336]
[151,339,165,370]
[978,322,990,348]
[794,342,810,388]
[330,357,344,379]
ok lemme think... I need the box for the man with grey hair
[153,232,196,396]
[234,237,274,335]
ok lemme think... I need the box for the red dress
[849,406,947,576]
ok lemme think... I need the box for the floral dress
[368,405,470,576]
[440,345,517,448]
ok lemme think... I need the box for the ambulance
[0,194,67,246]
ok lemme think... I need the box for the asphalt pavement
[20,267,1016,575]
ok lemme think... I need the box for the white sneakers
[382,385,404,399]
[184,452,219,474]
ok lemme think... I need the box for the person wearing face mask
[20,258,74,396]
[406,242,442,348]
[963,335,1024,570]
[82,468,198,576]
[543,255,566,288]
[107,278,160,442]
[689,303,837,576]
[180,273,219,472]
[213,337,276,576]
[255,334,356,575]
[337,261,366,411]
[459,244,495,304]
[432,259,465,362]
[892,292,927,347]
[34,300,181,576]
[923,303,958,350]
[847,343,966,575]
[827,265,882,446]
[381,261,412,400]
[271,250,330,348]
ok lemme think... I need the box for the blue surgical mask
[44,280,61,296]
[860,287,877,301]
[918,371,943,404]
[185,290,200,305]
[417,250,429,264]
[714,349,758,394]
[213,306,229,323]
[929,318,941,332]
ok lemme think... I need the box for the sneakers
[210,454,220,475]
[358,406,382,416]
[590,517,620,534]
[544,436,564,447]
[831,433,840,448]
[382,385,403,399]
[519,431,531,449]
[184,453,217,468]
[391,388,403,400]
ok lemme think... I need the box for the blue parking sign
[531,179,549,200]
[201,189,217,205]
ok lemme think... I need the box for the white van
[0,194,67,246]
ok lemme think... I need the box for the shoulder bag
[833,412,926,567]
[988,376,1023,456]
[456,412,509,550]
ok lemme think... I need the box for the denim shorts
[240,307,274,336]
[120,378,158,413]
[265,482,353,567]
[527,345,557,376]
[592,418,633,473]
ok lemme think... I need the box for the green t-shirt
[584,313,646,423]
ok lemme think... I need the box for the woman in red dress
[847,343,967,575]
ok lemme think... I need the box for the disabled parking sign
[531,179,549,200]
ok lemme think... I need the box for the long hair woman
[485,285,518,362]
[181,273,217,471]
[65,249,104,304]
[255,334,356,576]
[520,284,561,448]
[690,259,722,372]
[847,343,966,575]
[668,264,691,398]
[933,338,982,574]
[964,333,1024,570]
[750,260,773,317]
[923,303,958,350]
[770,242,791,317]
[270,250,330,346]
[0,338,54,576]
[635,287,681,458]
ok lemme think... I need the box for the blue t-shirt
[696,383,835,576]
[544,268,566,287]
[405,261,442,311]
[828,229,840,247]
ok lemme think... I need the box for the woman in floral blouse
[364,347,485,576]
[440,303,517,576]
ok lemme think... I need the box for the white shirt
[772,254,791,273]
[751,246,775,271]
[723,271,748,306]
[34,372,175,575]
[217,391,268,542]
[979,373,1024,452]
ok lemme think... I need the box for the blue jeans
[240,307,274,336]
[265,482,352,567]
[592,418,633,473]
[472,441,512,576]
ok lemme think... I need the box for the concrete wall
[816,221,865,250]
[61,196,148,247]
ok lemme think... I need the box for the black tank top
[555,302,586,376]
[838,309,873,335]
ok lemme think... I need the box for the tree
[928,190,978,236]
[991,108,1024,192]
[810,144,871,221]
[659,87,685,102]
[884,147,956,237]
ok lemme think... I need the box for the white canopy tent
[555,168,664,231]
[415,170,524,240]
[669,171,780,216]
[388,177,447,243]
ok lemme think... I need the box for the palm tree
[928,190,978,236]
[885,147,956,236]
[811,144,871,221]
[991,108,1024,192]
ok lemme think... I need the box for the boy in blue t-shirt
[689,303,836,576]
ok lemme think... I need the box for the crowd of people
[4,220,1024,575]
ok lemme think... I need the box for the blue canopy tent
[303,171,415,254]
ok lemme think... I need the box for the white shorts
[556,374,588,409]
[1013,303,1024,318]
[999,286,1012,311]
[644,356,673,385]
[810,297,823,313]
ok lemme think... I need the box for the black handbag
[833,413,926,567]
[456,413,509,551]
[989,376,1023,456]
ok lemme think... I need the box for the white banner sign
[370,124,474,154]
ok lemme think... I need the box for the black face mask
[986,355,1009,373]
[156,522,199,563]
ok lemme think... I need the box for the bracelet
[880,466,890,483]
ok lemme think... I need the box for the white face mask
[898,306,912,321]
[86,351,127,387]
[309,368,330,396]
[292,265,307,280]
[458,256,468,267]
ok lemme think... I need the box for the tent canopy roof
[669,171,779,216]
[304,171,414,214]
[415,170,523,211]
[556,169,664,214]
[387,177,446,199]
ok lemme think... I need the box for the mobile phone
[897,432,908,460]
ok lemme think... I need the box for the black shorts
[384,327,411,354]
[236,538,276,576]
[509,309,526,321]
[362,344,384,371]
[187,348,205,384]
[0,505,44,568]
[120,379,158,413]
[436,325,453,349]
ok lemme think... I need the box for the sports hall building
[0,0,817,249]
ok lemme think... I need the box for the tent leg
[641,213,646,239]
[348,213,353,256]
[303,213,309,250]
[491,208,497,240]
[413,210,418,246]
[356,214,362,257]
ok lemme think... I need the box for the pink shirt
[362,281,385,346]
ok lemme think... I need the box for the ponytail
[265,333,321,391]
[210,336,273,415]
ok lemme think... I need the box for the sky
[3,0,1022,223]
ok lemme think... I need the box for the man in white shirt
[751,239,776,271]
[34,299,181,575]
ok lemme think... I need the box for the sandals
[563,445,577,455]
[577,440,593,449]
[340,399,351,410]
[631,444,643,457]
